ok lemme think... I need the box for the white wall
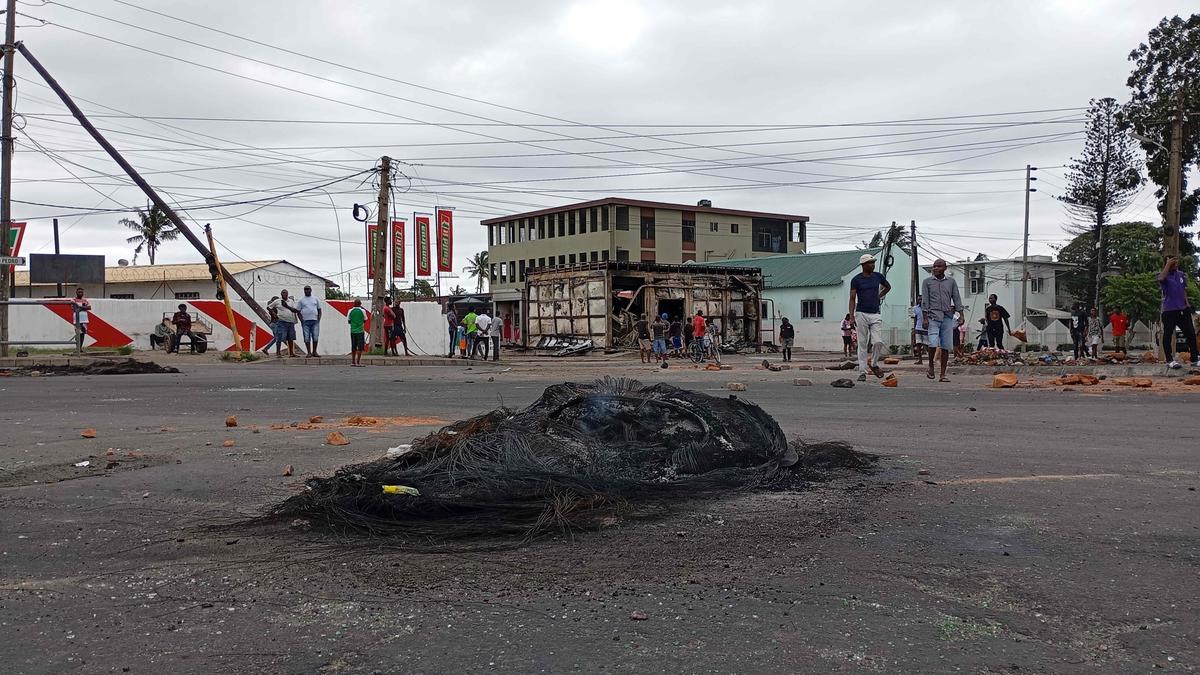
[946,260,1072,348]
[8,298,450,355]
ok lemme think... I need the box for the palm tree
[121,205,178,265]
[463,250,489,293]
[449,284,467,295]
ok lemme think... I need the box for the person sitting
[150,317,174,351]
[168,304,197,353]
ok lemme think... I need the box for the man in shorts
[921,258,963,382]
[268,290,299,357]
[382,296,397,356]
[348,299,367,366]
[779,317,795,362]
[635,313,652,364]
[1108,306,1129,353]
[296,285,322,357]
[392,299,411,356]
[669,315,684,357]
[70,287,91,351]
[651,313,669,362]
[1086,306,1103,359]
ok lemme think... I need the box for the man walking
[1159,255,1199,369]
[269,289,299,357]
[445,306,458,358]
[979,294,1012,350]
[489,312,501,361]
[70,287,91,351]
[779,317,795,362]
[348,299,367,366]
[1069,303,1089,361]
[1109,306,1129,353]
[393,299,411,357]
[297,285,322,357]
[848,253,891,381]
[635,313,652,364]
[921,258,963,382]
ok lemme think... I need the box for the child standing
[348,299,367,366]
[840,314,853,358]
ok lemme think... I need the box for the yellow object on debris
[381,485,421,496]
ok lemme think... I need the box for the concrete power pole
[0,0,17,356]
[1164,91,1185,259]
[1020,165,1037,322]
[909,220,917,306]
[370,156,391,351]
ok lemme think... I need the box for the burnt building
[523,261,763,350]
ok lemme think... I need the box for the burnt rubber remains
[270,378,874,543]
[0,359,179,376]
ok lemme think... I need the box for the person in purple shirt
[1159,255,1198,369]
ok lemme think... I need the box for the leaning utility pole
[369,156,391,351]
[17,43,271,326]
[1164,90,1185,259]
[909,220,918,306]
[0,0,17,356]
[1019,165,1037,322]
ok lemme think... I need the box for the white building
[14,260,337,304]
[708,247,915,352]
[943,255,1078,349]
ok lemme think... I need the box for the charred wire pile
[270,378,872,541]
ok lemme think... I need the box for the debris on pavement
[385,444,412,458]
[830,378,855,388]
[726,382,747,391]
[309,416,324,424]
[992,373,1018,388]
[282,464,294,476]
[0,359,179,377]
[269,378,873,542]
[793,378,813,386]
[881,373,898,387]
[325,431,350,446]
[80,428,97,439]
[630,611,649,621]
[74,460,90,467]
[222,440,235,447]
[225,416,238,428]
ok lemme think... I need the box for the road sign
[0,256,25,266]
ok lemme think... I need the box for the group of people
[445,306,502,361]
[633,310,723,365]
[266,286,325,358]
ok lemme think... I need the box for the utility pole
[909,220,917,306]
[53,217,62,297]
[0,0,17,356]
[370,156,391,352]
[1164,90,1185,259]
[17,43,271,325]
[1020,165,1037,322]
[205,224,242,353]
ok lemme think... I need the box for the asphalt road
[1,359,1197,674]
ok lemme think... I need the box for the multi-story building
[482,197,809,323]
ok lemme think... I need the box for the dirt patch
[268,415,446,432]
[0,451,173,488]
[0,359,179,377]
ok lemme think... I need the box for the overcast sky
[8,0,1197,294]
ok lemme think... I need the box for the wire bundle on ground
[269,377,873,541]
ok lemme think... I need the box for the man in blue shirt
[848,253,892,381]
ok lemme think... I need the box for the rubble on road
[992,373,1018,388]
[268,378,873,543]
[0,359,179,377]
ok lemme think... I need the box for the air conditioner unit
[968,270,981,279]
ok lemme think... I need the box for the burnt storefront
[523,262,763,350]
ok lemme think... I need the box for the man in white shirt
[268,290,300,357]
[296,285,323,357]
[70,287,91,351]
[472,309,493,360]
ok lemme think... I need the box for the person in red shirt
[1108,307,1129,354]
[382,295,398,356]
[691,310,706,345]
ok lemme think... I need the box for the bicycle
[687,339,705,363]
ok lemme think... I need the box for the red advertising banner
[436,208,453,273]
[391,219,406,279]
[5,221,26,271]
[366,224,380,280]
[414,214,432,277]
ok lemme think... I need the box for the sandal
[939,377,951,382]
[926,372,935,380]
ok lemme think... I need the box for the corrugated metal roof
[480,197,809,225]
[13,260,334,286]
[704,249,882,289]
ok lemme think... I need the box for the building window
[174,291,200,300]
[640,215,656,241]
[499,262,508,283]
[557,213,566,237]
[569,254,576,265]
[580,252,587,264]
[590,251,599,262]
[538,257,546,268]
[790,221,805,243]
[488,225,495,247]
[568,211,576,236]
[616,249,629,262]
[110,293,134,299]
[518,260,526,281]
[590,208,599,233]
[538,216,546,239]
[751,218,788,253]
[801,299,824,319]
[558,255,566,266]
[490,263,497,283]
[616,206,629,230]
[1030,277,1044,293]
[682,218,695,242]
[602,250,610,261]
[967,268,984,294]
[758,232,773,249]
[730,223,739,234]
[682,252,696,263]
[602,207,610,231]
[710,222,719,233]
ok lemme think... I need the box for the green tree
[325,287,352,300]
[1057,97,1143,310]
[120,205,178,265]
[859,225,912,251]
[1126,14,1200,237]
[1058,221,1198,305]
[1103,272,1200,345]
[392,279,436,301]
[449,284,467,295]
[463,250,489,293]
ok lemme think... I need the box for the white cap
[859,253,876,264]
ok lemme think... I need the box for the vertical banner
[366,223,380,280]
[414,213,432,277]
[391,219,406,279]
[436,207,454,273]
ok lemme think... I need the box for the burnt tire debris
[270,378,874,543]
[0,359,179,376]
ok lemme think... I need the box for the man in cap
[921,258,964,382]
[848,252,892,381]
